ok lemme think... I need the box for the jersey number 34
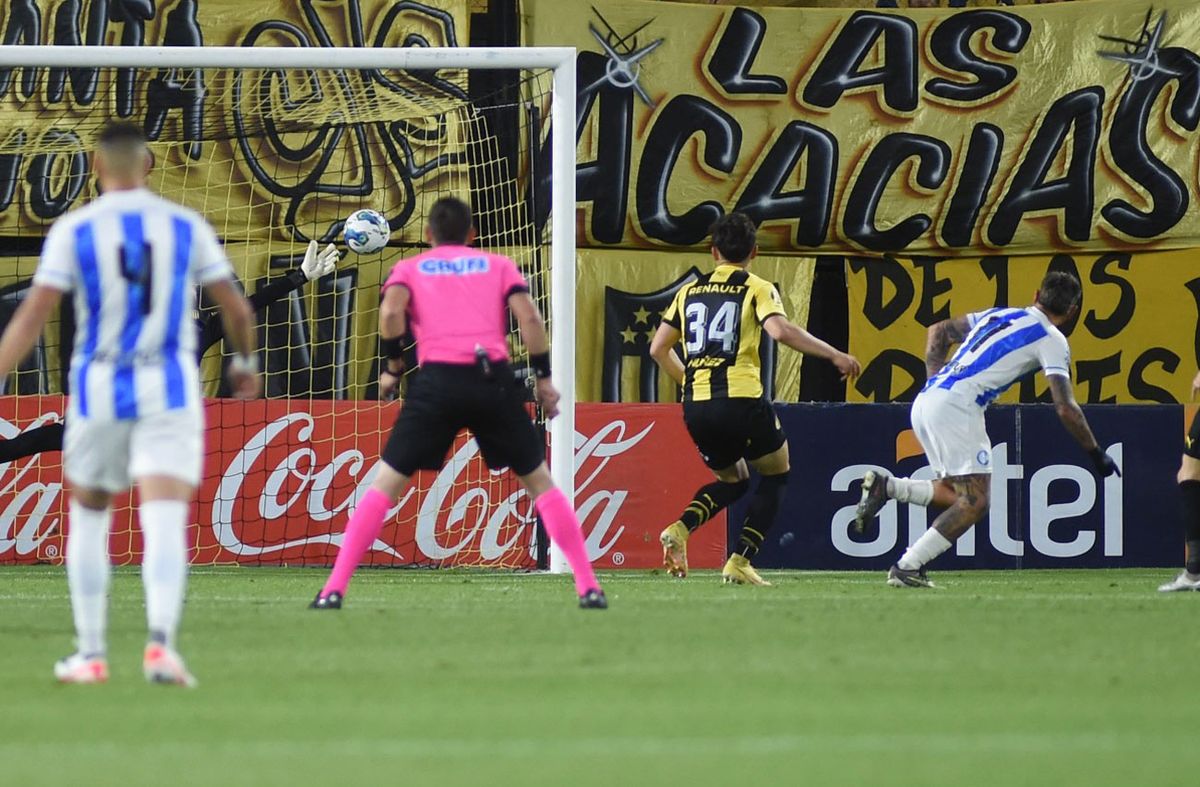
[684,300,740,359]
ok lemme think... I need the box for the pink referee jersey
[382,245,529,365]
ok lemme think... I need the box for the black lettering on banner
[1102,48,1200,239]
[979,255,1009,307]
[848,256,913,330]
[913,257,951,325]
[111,0,155,119]
[1073,353,1120,404]
[636,95,742,246]
[576,52,635,244]
[367,4,466,101]
[145,0,206,161]
[802,12,918,113]
[0,0,41,99]
[733,122,837,248]
[925,11,1030,103]
[855,348,925,402]
[987,87,1104,246]
[25,131,87,219]
[1045,254,1082,336]
[708,8,787,96]
[941,123,1004,248]
[1083,253,1134,340]
[47,0,106,104]
[843,133,950,251]
[1129,347,1180,403]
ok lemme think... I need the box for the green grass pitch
[0,567,1192,786]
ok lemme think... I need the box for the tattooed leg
[895,473,990,572]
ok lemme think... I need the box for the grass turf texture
[0,567,1191,786]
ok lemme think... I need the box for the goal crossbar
[0,45,575,71]
[0,44,578,574]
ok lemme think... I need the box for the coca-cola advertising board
[0,397,727,570]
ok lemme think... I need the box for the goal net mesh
[0,59,556,570]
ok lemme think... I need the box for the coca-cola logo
[0,413,64,559]
[211,412,654,565]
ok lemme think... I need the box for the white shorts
[64,408,205,493]
[910,388,992,478]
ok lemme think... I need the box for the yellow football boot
[660,521,689,578]
[722,553,772,586]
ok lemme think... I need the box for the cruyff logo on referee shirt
[582,6,664,108]
[419,257,490,276]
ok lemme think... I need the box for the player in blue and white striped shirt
[0,123,261,685]
[854,272,1120,588]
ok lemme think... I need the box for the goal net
[0,46,576,572]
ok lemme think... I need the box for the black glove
[1088,447,1120,477]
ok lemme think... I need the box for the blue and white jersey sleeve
[191,220,233,286]
[32,223,75,292]
[1037,329,1071,379]
[965,309,996,329]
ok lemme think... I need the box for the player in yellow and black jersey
[664,262,783,402]
[650,213,861,585]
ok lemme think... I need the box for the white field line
[0,731,1185,759]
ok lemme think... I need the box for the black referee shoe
[579,589,608,610]
[309,590,343,610]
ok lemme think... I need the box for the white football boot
[1158,572,1200,593]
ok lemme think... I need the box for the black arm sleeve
[196,267,309,356]
[247,268,309,312]
[0,421,65,461]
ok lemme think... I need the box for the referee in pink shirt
[311,197,606,610]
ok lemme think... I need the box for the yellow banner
[0,0,470,399]
[529,0,1200,255]
[658,1,1064,7]
[845,249,1200,403]
[576,250,814,402]
[0,0,469,247]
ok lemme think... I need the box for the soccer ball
[342,209,390,255]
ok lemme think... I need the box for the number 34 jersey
[33,188,234,421]
[662,263,786,402]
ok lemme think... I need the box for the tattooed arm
[924,316,972,379]
[1047,374,1098,451]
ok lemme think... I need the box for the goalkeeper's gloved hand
[1088,447,1121,477]
[301,240,340,281]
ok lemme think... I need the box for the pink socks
[535,487,601,596]
[322,488,392,596]
[324,485,600,599]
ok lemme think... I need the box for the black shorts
[1187,410,1200,460]
[682,397,787,471]
[382,362,545,477]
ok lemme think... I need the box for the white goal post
[0,45,577,574]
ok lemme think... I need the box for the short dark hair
[1037,271,1082,316]
[97,121,146,148]
[710,212,758,263]
[428,197,474,245]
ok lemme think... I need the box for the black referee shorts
[682,397,787,471]
[382,362,545,477]
[1187,409,1200,460]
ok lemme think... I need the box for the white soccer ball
[342,209,390,255]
